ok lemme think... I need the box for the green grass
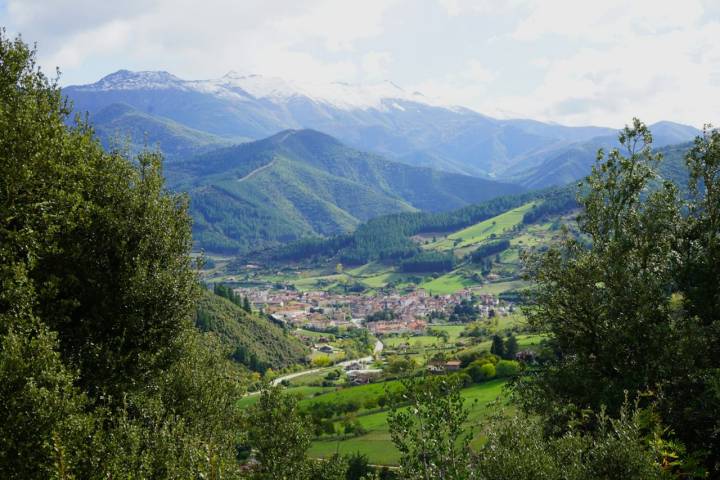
[383,335,443,348]
[473,279,530,295]
[238,385,333,409]
[420,272,476,294]
[307,379,507,465]
[431,202,537,251]
[299,380,403,409]
[465,333,547,355]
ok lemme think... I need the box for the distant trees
[273,187,571,264]
[400,252,455,273]
[470,239,510,263]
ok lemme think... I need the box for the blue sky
[2,0,719,127]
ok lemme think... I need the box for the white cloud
[486,0,720,126]
[3,0,718,126]
[361,51,393,80]
[407,58,496,108]
[3,0,397,85]
[511,0,705,42]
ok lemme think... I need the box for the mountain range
[65,70,700,183]
[167,129,523,253]
[63,70,703,253]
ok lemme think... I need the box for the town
[232,285,515,334]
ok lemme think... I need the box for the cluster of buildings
[231,285,513,334]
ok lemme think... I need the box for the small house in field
[347,369,382,385]
[444,360,461,371]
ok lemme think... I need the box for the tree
[346,452,372,480]
[504,334,518,359]
[0,31,242,478]
[490,334,505,358]
[388,376,474,479]
[474,408,666,480]
[244,386,311,480]
[243,295,252,313]
[522,119,720,472]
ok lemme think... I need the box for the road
[267,339,384,387]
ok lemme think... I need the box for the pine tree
[490,334,505,358]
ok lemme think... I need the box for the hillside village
[232,285,514,334]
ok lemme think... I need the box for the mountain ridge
[168,129,525,253]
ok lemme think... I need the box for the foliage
[195,290,307,372]
[244,386,312,480]
[388,376,474,479]
[272,186,572,264]
[474,408,667,480]
[400,251,456,273]
[0,32,242,478]
[495,360,520,378]
[490,335,505,358]
[470,239,511,263]
[523,119,720,473]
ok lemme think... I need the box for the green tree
[522,119,720,472]
[475,408,666,480]
[346,452,373,480]
[388,376,473,480]
[243,295,253,312]
[245,386,311,480]
[0,31,242,478]
[490,334,505,358]
[504,334,518,359]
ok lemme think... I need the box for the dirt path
[237,158,275,182]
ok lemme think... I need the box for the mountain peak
[83,70,185,91]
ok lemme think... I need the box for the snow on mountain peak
[83,70,184,91]
[73,69,447,110]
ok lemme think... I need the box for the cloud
[488,0,720,126]
[2,0,718,127]
[361,51,393,80]
[407,58,497,108]
[2,0,398,84]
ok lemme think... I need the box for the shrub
[467,360,497,382]
[495,360,520,378]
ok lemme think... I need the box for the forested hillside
[91,102,239,160]
[272,186,577,265]
[168,129,523,253]
[195,290,307,372]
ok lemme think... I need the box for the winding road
[254,340,385,389]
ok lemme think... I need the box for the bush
[467,360,497,382]
[495,360,520,378]
[312,355,332,367]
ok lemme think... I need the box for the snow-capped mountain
[64,70,699,183]
[72,70,441,111]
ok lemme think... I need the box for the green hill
[92,103,242,161]
[195,290,307,372]
[168,129,524,253]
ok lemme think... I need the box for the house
[347,369,382,385]
[444,360,461,371]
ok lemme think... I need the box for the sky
[2,0,719,128]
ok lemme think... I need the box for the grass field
[430,202,537,251]
[382,324,466,349]
[307,379,507,465]
[474,279,530,295]
[238,385,334,409]
[420,272,476,294]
